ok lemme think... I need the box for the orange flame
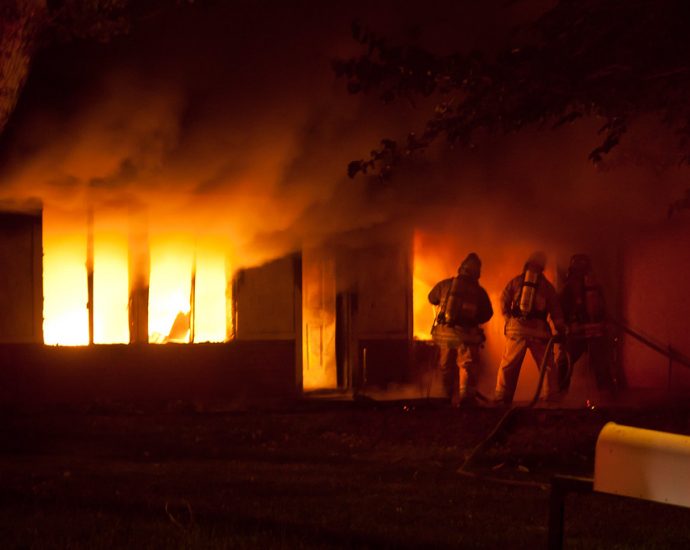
[43,207,229,345]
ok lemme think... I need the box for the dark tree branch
[336,0,690,183]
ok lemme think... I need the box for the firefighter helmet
[568,253,591,278]
[525,251,547,272]
[458,252,482,280]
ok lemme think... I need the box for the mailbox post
[548,422,690,549]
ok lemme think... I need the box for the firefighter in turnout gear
[494,251,566,405]
[428,253,493,407]
[556,254,614,393]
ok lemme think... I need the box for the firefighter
[556,254,613,393]
[428,253,493,407]
[494,251,566,406]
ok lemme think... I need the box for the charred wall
[233,254,301,341]
[234,253,302,391]
[331,227,413,391]
[301,227,413,393]
[0,210,42,343]
[0,341,297,407]
[351,241,413,389]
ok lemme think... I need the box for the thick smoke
[0,1,420,266]
[0,0,688,396]
[399,116,690,400]
[0,0,582,265]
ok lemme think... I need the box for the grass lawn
[1,401,689,548]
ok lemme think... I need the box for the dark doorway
[336,291,357,390]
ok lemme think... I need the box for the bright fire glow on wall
[94,230,129,344]
[193,248,228,343]
[43,208,229,345]
[413,233,444,340]
[43,210,89,345]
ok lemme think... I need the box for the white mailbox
[594,422,690,508]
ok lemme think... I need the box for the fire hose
[455,317,689,485]
[457,334,570,477]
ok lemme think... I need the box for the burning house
[0,202,416,404]
[1,193,689,408]
[1,0,690,408]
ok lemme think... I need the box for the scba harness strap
[431,324,486,346]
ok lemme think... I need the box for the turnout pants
[495,335,559,404]
[436,342,480,401]
[556,336,614,392]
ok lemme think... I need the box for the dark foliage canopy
[334,0,690,180]
[0,0,193,137]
